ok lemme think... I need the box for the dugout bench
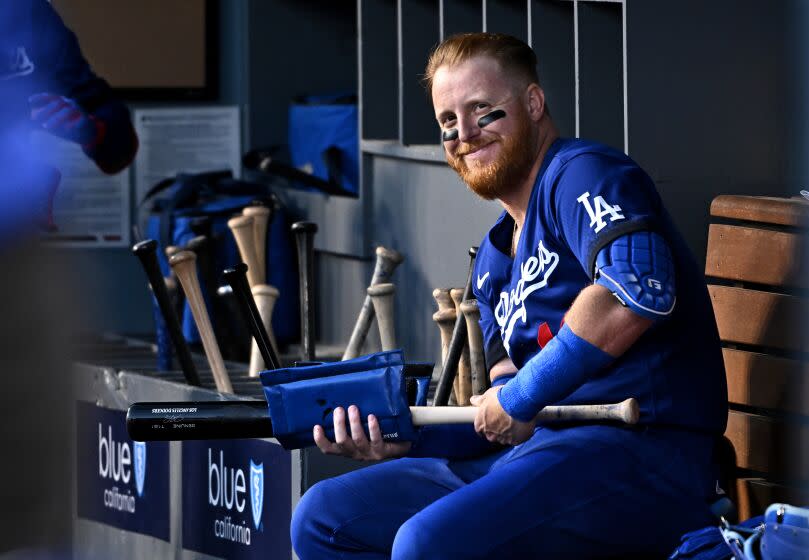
[705,194,809,521]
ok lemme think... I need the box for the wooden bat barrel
[228,215,262,288]
[367,282,397,351]
[169,250,233,394]
[343,247,404,360]
[451,288,473,405]
[460,299,487,396]
[243,206,271,285]
[248,284,280,377]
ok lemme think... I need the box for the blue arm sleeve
[32,0,138,173]
[497,323,613,422]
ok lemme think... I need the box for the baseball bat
[432,289,458,403]
[292,221,318,361]
[343,247,405,360]
[432,308,456,403]
[367,283,397,351]
[433,247,478,406]
[242,205,271,286]
[132,240,201,386]
[248,284,280,376]
[222,263,281,370]
[451,288,474,405]
[163,244,184,321]
[126,398,640,441]
[460,299,487,396]
[169,251,233,394]
[228,215,262,288]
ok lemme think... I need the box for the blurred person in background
[0,1,137,557]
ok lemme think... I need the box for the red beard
[446,112,537,201]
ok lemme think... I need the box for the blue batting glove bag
[260,350,418,450]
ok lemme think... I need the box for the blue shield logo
[250,460,264,530]
[134,441,147,497]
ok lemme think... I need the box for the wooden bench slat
[711,195,809,228]
[735,477,809,520]
[706,224,809,288]
[725,411,809,481]
[724,348,809,416]
[708,285,808,352]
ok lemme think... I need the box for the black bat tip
[132,239,157,255]
[222,262,249,278]
[469,246,478,257]
[291,221,318,233]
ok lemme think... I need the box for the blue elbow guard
[594,231,676,321]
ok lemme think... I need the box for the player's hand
[29,93,101,146]
[471,386,535,446]
[313,405,411,461]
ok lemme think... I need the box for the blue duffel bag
[140,170,300,362]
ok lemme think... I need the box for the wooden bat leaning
[451,288,474,404]
[242,206,271,285]
[248,284,280,377]
[126,398,640,441]
[459,299,487,396]
[342,247,405,360]
[432,289,459,404]
[169,251,234,394]
[433,247,478,406]
[228,215,262,288]
[367,283,397,351]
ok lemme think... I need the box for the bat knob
[376,246,404,264]
[469,246,478,257]
[168,250,196,267]
[132,239,158,256]
[222,262,249,283]
[291,221,318,234]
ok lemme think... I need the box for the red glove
[28,93,105,150]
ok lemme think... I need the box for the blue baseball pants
[291,424,719,559]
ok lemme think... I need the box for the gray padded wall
[626,0,795,263]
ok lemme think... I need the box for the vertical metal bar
[622,0,630,154]
[574,0,580,138]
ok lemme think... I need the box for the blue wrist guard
[497,324,613,422]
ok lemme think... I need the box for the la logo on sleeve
[577,192,625,233]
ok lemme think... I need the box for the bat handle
[292,221,318,362]
[132,240,201,387]
[410,398,640,426]
[222,263,281,370]
[433,246,478,405]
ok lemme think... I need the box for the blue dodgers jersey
[473,138,728,434]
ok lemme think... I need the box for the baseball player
[292,33,728,559]
[0,0,138,236]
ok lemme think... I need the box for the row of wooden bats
[155,203,489,407]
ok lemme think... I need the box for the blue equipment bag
[140,170,299,362]
[288,94,359,196]
[260,351,426,450]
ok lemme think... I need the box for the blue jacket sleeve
[551,153,662,279]
[32,0,138,173]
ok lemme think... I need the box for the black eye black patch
[477,109,506,128]
[442,128,459,142]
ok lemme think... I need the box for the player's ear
[525,84,545,121]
